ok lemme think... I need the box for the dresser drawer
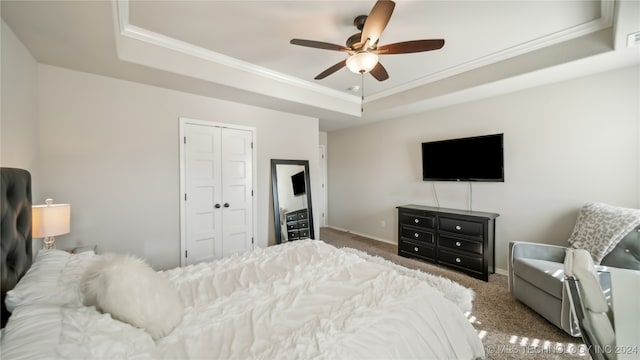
[298,229,309,238]
[439,217,483,238]
[286,213,297,222]
[287,223,298,230]
[438,249,482,272]
[439,235,482,255]
[287,230,299,239]
[298,220,309,229]
[298,211,308,220]
[399,241,435,260]
[400,212,435,229]
[401,227,434,244]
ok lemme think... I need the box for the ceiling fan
[290,0,445,82]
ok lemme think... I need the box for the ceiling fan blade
[369,62,389,81]
[290,39,350,52]
[360,0,395,49]
[377,39,445,54]
[315,60,347,80]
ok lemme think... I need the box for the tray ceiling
[2,0,639,131]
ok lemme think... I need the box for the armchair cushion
[512,258,565,298]
[508,242,566,293]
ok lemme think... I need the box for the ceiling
[2,1,639,131]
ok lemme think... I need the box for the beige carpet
[320,227,590,360]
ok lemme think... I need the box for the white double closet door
[180,119,255,266]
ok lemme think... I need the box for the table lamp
[32,198,70,249]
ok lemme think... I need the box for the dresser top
[397,204,499,219]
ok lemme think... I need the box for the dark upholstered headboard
[601,225,640,270]
[1,168,33,328]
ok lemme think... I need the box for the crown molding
[112,0,359,104]
[366,0,615,102]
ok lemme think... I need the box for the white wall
[327,65,640,273]
[37,65,319,269]
[1,20,41,201]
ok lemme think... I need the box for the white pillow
[5,249,97,312]
[81,254,183,340]
[2,304,156,359]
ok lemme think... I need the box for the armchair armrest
[508,241,568,292]
[510,241,567,263]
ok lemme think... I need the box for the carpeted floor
[320,227,590,360]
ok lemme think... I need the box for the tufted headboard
[1,168,33,328]
[601,225,640,270]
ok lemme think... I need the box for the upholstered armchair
[509,203,640,336]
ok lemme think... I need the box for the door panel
[184,124,222,265]
[221,128,253,257]
[224,231,250,255]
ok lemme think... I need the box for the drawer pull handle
[414,219,420,224]
[414,233,419,238]
[455,225,462,231]
[455,257,461,263]
[455,241,461,247]
[414,247,419,252]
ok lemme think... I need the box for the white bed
[1,240,484,359]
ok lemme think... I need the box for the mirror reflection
[271,159,314,244]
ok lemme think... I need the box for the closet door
[220,128,253,257]
[183,123,223,265]
[181,120,255,266]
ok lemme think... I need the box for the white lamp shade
[32,203,71,238]
[346,52,379,74]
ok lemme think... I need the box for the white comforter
[2,240,485,359]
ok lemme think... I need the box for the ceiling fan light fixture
[290,0,445,82]
[346,52,379,74]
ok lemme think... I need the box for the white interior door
[220,128,253,257]
[183,123,222,265]
[181,120,255,266]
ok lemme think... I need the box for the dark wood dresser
[285,208,310,240]
[397,204,499,281]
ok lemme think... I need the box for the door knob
[224,203,230,208]
[214,204,221,208]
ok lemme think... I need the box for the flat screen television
[291,171,306,195]
[422,133,504,182]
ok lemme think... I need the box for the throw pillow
[81,253,183,340]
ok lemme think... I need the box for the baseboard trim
[322,225,396,246]
[323,226,509,277]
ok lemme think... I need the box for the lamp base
[43,236,56,249]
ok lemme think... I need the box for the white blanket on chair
[568,203,640,264]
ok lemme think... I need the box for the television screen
[291,171,306,195]
[422,133,504,182]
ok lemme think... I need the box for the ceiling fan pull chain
[361,73,365,113]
